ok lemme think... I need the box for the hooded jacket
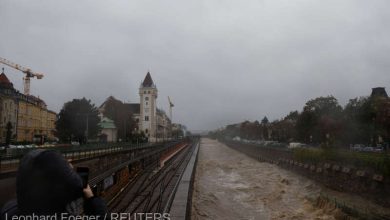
[1,149,107,219]
[17,149,83,214]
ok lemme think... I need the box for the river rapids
[191,138,341,220]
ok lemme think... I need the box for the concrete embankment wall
[223,140,390,207]
[169,141,200,220]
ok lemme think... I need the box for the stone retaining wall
[223,141,390,207]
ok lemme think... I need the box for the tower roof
[142,72,155,87]
[0,68,14,88]
[371,87,388,98]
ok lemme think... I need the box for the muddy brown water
[191,138,341,220]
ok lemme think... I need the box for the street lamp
[76,113,90,143]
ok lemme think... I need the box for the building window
[145,102,148,106]
[145,116,149,121]
[145,129,148,134]
[144,91,146,94]
[148,91,151,94]
[145,97,149,101]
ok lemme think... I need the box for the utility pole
[155,114,158,143]
[86,115,89,143]
[77,113,90,143]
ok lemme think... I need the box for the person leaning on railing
[0,149,108,219]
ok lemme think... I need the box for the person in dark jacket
[0,149,107,219]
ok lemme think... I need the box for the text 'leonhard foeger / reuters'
[3,213,171,220]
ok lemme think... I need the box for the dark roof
[99,96,140,116]
[124,103,140,114]
[24,95,47,107]
[371,87,388,98]
[99,96,120,109]
[142,72,155,87]
[0,72,14,89]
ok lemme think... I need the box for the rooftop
[141,72,155,88]
[371,87,388,98]
[0,69,14,89]
[99,117,117,129]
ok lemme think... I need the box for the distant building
[0,69,56,143]
[172,123,187,138]
[371,87,388,98]
[98,96,140,134]
[0,70,18,142]
[16,93,57,143]
[98,117,117,142]
[156,108,171,140]
[99,72,171,142]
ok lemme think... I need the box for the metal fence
[0,141,172,173]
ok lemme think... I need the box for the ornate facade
[0,69,56,144]
[99,72,171,142]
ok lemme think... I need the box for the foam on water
[191,139,338,220]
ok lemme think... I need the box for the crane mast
[0,57,44,95]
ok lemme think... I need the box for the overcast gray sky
[1,0,389,131]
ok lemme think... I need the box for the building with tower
[139,72,158,141]
[99,72,171,142]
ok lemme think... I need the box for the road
[191,138,339,220]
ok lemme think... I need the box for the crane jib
[0,56,45,95]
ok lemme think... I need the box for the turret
[139,72,158,141]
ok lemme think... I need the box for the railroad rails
[108,141,196,215]
[0,141,177,174]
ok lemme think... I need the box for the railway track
[108,142,195,215]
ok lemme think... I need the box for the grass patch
[293,148,390,177]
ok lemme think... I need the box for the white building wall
[139,87,157,140]
[101,128,117,142]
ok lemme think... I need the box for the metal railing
[0,141,178,174]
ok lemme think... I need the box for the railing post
[0,154,2,173]
[0,156,3,173]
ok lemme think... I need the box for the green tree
[101,97,136,141]
[296,96,343,145]
[343,97,371,144]
[261,116,269,139]
[283,111,299,141]
[56,98,100,144]
[284,111,299,121]
[343,96,390,145]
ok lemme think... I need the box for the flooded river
[191,138,339,220]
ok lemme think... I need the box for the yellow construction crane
[0,57,44,95]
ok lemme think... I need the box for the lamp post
[76,113,90,144]
[86,115,89,142]
[155,112,158,143]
